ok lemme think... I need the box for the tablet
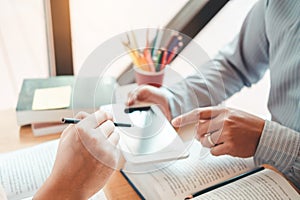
[102,104,189,164]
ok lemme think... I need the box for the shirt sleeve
[165,0,269,118]
[254,120,300,189]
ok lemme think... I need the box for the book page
[19,189,107,200]
[0,140,107,200]
[123,142,255,199]
[89,189,107,200]
[0,140,59,200]
[196,169,300,200]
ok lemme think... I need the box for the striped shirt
[166,0,300,188]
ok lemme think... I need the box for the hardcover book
[121,142,299,200]
[16,76,117,126]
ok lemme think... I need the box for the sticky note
[32,86,71,110]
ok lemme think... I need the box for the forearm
[164,0,270,118]
[164,58,247,118]
[254,120,300,189]
[34,175,89,200]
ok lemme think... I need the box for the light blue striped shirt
[166,0,300,188]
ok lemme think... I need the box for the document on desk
[0,140,107,200]
[0,140,58,200]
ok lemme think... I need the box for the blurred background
[0,0,270,118]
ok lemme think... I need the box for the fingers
[96,120,115,138]
[95,120,119,145]
[127,86,149,106]
[75,115,119,148]
[78,110,110,129]
[201,130,223,148]
[97,107,113,121]
[172,109,201,127]
[198,107,225,119]
[108,131,120,146]
[187,107,263,158]
[172,107,226,127]
[74,109,112,122]
[127,89,137,106]
[127,85,162,106]
[210,144,228,156]
[74,111,90,120]
[197,113,225,138]
[193,112,226,148]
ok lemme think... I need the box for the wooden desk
[0,109,140,200]
[0,109,61,153]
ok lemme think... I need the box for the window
[69,0,189,75]
[0,0,49,109]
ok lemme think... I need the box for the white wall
[69,0,189,74]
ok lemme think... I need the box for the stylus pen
[61,117,132,127]
[124,106,150,113]
[184,167,265,199]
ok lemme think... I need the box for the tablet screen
[127,107,154,128]
[118,106,183,155]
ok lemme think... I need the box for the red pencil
[166,46,178,64]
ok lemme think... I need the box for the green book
[16,76,117,126]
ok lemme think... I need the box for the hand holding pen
[35,110,120,199]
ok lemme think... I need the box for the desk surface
[0,108,140,200]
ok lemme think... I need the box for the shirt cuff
[160,87,182,118]
[254,120,300,173]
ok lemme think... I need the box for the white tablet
[102,104,189,164]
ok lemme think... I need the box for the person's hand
[172,107,265,158]
[34,110,120,200]
[127,85,171,120]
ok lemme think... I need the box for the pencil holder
[134,67,165,87]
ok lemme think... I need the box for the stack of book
[16,76,117,136]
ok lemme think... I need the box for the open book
[0,140,107,200]
[121,141,299,200]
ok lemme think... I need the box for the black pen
[184,167,265,199]
[61,117,132,127]
[124,106,150,113]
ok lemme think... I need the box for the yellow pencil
[122,42,140,66]
[138,54,150,71]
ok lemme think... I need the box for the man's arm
[167,0,269,117]
[255,121,300,189]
